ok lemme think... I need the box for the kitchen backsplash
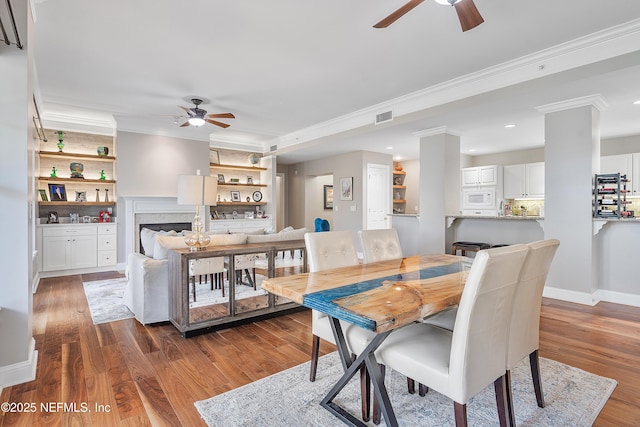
[504,199,544,216]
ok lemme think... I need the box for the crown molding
[413,126,461,138]
[42,112,116,136]
[209,135,268,153]
[535,94,609,114]
[274,18,640,149]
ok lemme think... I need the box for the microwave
[462,187,496,210]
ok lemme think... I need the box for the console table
[168,240,307,337]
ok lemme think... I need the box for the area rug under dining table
[195,351,615,426]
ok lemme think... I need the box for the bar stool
[451,241,490,256]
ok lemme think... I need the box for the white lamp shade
[177,174,218,206]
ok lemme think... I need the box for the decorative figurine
[104,189,109,203]
[50,166,58,178]
[69,162,84,178]
[56,131,65,152]
[95,189,100,202]
[99,170,106,180]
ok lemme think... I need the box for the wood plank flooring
[1,271,639,426]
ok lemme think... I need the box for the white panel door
[71,235,98,269]
[366,164,391,230]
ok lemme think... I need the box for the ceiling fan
[178,98,235,128]
[374,0,484,32]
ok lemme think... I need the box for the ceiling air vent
[270,144,278,152]
[375,111,393,125]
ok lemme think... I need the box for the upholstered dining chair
[346,244,529,426]
[358,228,403,264]
[188,257,225,301]
[304,230,359,383]
[422,239,559,425]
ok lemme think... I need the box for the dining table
[261,253,470,427]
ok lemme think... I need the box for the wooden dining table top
[261,254,469,333]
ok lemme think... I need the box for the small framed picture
[70,213,79,223]
[247,176,254,184]
[48,183,67,201]
[38,189,48,202]
[82,215,91,223]
[75,191,87,202]
[324,185,334,210]
[218,174,225,183]
[244,211,254,219]
[209,149,220,165]
[230,190,241,202]
[48,211,59,224]
[340,177,353,201]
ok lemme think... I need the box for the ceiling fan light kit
[178,98,235,129]
[374,0,484,32]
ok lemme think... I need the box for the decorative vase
[95,189,100,202]
[104,189,109,203]
[70,162,84,178]
[56,131,65,152]
[97,146,109,157]
[247,153,260,165]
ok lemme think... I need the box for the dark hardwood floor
[1,271,639,426]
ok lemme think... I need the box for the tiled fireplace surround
[121,196,198,256]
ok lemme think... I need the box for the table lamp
[177,170,218,251]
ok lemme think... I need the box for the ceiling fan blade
[179,121,190,127]
[373,0,424,28]
[454,0,484,32]
[205,118,230,128]
[206,112,235,119]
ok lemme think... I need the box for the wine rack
[593,173,633,218]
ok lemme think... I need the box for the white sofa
[123,226,307,324]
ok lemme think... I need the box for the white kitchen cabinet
[601,154,637,196]
[461,165,500,187]
[633,154,640,196]
[42,225,98,271]
[503,162,544,199]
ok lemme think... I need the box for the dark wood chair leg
[252,268,256,289]
[407,377,416,394]
[505,370,515,427]
[494,374,510,427]
[220,272,225,297]
[372,364,385,425]
[309,335,320,382]
[356,354,370,422]
[418,383,429,396]
[190,276,196,302]
[530,350,545,408]
[454,402,468,427]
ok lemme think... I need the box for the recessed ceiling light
[634,100,640,105]
[386,146,393,150]
[468,149,477,153]
[504,124,516,128]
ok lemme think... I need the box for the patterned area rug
[82,278,134,324]
[196,352,616,427]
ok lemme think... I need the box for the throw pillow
[153,235,189,260]
[140,228,177,257]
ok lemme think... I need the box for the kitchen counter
[448,215,543,221]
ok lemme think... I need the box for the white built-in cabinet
[503,162,545,199]
[461,165,500,187]
[40,223,117,272]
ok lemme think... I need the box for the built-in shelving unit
[393,168,407,214]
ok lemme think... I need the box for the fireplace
[121,196,199,257]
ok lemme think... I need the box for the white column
[416,127,460,254]
[536,95,607,303]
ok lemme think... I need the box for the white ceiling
[32,1,640,164]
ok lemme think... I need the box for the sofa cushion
[246,227,307,243]
[153,233,249,260]
[245,228,265,235]
[140,228,177,257]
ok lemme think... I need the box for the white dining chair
[188,257,226,301]
[358,228,403,264]
[422,239,559,425]
[346,244,529,426]
[304,230,359,383]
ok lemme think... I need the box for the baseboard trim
[543,286,599,306]
[39,265,118,278]
[594,289,640,308]
[0,338,38,388]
